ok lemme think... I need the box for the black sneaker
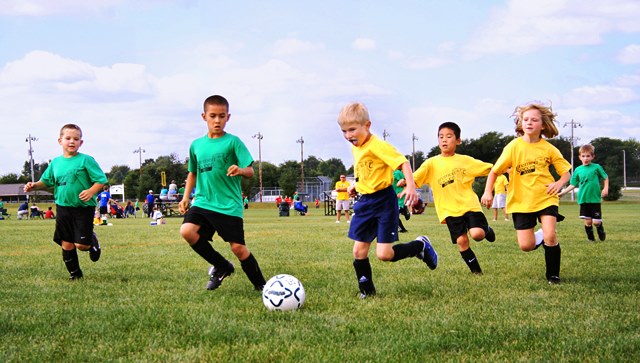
[401,206,411,221]
[597,226,606,241]
[416,235,438,270]
[89,232,101,262]
[485,226,496,242]
[547,276,561,285]
[69,270,84,280]
[206,262,235,290]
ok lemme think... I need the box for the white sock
[534,229,544,247]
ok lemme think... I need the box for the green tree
[106,165,131,185]
[0,173,21,184]
[278,160,301,197]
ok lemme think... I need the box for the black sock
[62,249,81,276]
[190,238,228,268]
[585,226,595,241]
[543,243,561,279]
[390,240,422,261]
[353,258,375,294]
[596,224,605,233]
[240,253,266,289]
[398,218,407,232]
[460,248,482,274]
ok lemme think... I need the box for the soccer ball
[262,274,306,311]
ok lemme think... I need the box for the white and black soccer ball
[262,274,306,311]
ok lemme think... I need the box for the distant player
[558,144,608,241]
[24,124,107,280]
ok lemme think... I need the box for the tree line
[2,134,638,201]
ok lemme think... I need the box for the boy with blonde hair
[338,102,438,298]
[558,144,608,241]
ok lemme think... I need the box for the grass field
[1,193,639,362]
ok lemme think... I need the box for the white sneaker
[347,220,351,224]
[335,220,340,224]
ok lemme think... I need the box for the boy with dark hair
[24,124,107,280]
[178,95,266,291]
[558,144,608,241]
[414,122,495,275]
[338,102,438,298]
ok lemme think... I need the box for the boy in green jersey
[178,95,266,291]
[24,124,107,280]
[558,144,609,241]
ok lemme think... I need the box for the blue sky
[1,0,639,176]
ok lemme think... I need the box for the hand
[227,165,240,176]
[78,190,92,202]
[480,191,493,209]
[545,181,563,195]
[178,199,190,214]
[23,182,34,192]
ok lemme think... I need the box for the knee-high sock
[353,258,375,294]
[62,248,81,276]
[241,253,266,289]
[460,248,482,274]
[190,238,227,268]
[390,240,422,261]
[544,243,561,279]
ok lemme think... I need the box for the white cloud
[352,38,376,51]
[272,38,324,56]
[465,0,640,57]
[562,85,638,107]
[617,44,640,64]
[0,0,125,16]
[615,73,640,87]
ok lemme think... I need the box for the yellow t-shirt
[492,137,572,213]
[414,154,492,223]
[352,135,407,195]
[493,174,508,195]
[335,181,351,201]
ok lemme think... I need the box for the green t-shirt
[393,169,405,208]
[188,133,253,218]
[570,163,608,204]
[40,153,108,208]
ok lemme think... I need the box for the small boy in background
[414,122,495,275]
[24,124,107,280]
[558,144,608,241]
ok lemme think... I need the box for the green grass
[1,199,639,362]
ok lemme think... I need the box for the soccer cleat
[89,232,101,262]
[547,276,561,285]
[596,226,606,241]
[335,220,340,224]
[485,226,496,242]
[206,262,235,290]
[416,235,438,270]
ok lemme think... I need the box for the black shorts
[512,205,565,230]
[579,203,602,220]
[445,211,489,244]
[182,206,245,244]
[53,205,95,246]
[99,206,108,215]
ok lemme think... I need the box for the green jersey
[569,163,608,204]
[40,153,107,207]
[393,169,405,208]
[188,133,253,218]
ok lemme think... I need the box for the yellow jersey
[492,138,571,213]
[414,154,492,223]
[493,174,508,195]
[335,181,351,201]
[352,135,407,195]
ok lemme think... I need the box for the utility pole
[133,147,146,178]
[296,136,305,194]
[411,133,418,170]
[25,134,38,183]
[382,129,390,141]
[252,132,264,202]
[563,119,582,201]
[623,149,627,189]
